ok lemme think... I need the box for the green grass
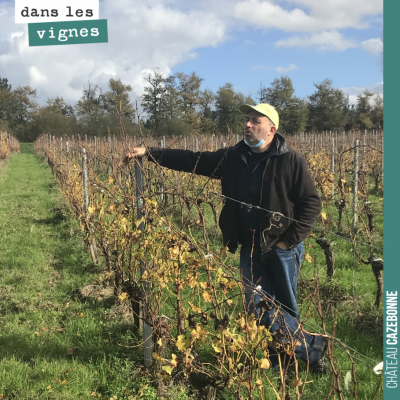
[0,144,167,399]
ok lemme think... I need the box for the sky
[0,0,383,109]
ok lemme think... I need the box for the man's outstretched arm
[123,146,228,179]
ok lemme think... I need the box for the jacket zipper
[259,158,270,252]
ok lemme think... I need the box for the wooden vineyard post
[331,138,335,198]
[135,157,153,367]
[363,130,366,169]
[82,148,98,264]
[311,134,314,154]
[107,137,112,175]
[184,137,187,150]
[195,138,198,152]
[94,136,97,168]
[160,139,165,204]
[66,141,70,179]
[352,140,359,232]
[342,131,345,152]
[52,136,56,175]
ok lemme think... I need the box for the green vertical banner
[28,19,108,46]
[384,1,400,398]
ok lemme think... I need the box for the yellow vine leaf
[304,253,313,263]
[170,354,178,367]
[259,358,270,369]
[152,352,163,362]
[176,335,187,352]
[188,301,202,313]
[320,212,327,220]
[212,342,223,353]
[118,292,128,301]
[162,365,174,375]
[202,291,212,303]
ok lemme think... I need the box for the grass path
[0,144,157,400]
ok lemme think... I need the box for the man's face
[244,110,275,145]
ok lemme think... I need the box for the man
[124,103,327,373]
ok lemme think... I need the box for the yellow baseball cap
[239,103,279,131]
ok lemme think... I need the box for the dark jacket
[235,135,280,247]
[147,133,322,255]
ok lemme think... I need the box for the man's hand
[123,147,147,165]
[276,241,288,250]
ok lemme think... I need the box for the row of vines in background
[0,132,20,160]
[34,128,383,400]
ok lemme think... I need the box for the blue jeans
[240,244,325,367]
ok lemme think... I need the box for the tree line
[0,71,383,142]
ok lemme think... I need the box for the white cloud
[0,0,383,107]
[29,66,47,85]
[275,31,358,51]
[235,1,382,54]
[0,0,229,104]
[340,81,383,105]
[361,38,383,55]
[234,0,382,32]
[276,63,298,73]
